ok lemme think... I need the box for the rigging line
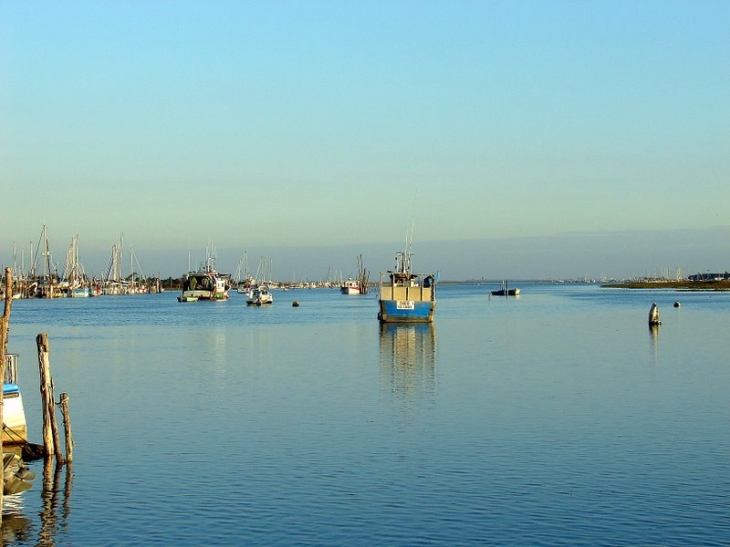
[2,422,25,443]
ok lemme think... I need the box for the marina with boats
[6,227,161,299]
[3,256,730,545]
[1,267,75,508]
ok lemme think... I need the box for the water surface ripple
[3,284,728,545]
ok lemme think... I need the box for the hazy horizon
[2,2,728,281]
[2,225,727,283]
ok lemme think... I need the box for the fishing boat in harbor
[490,280,520,296]
[178,257,231,302]
[377,248,436,324]
[340,278,361,295]
[3,353,28,447]
[340,255,369,295]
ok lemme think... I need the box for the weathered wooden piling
[0,268,12,523]
[37,333,66,464]
[59,393,74,463]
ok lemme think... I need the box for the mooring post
[60,393,73,463]
[51,377,64,465]
[0,267,13,524]
[0,313,5,523]
[36,333,57,458]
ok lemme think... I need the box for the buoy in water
[648,302,661,325]
[673,301,680,308]
[292,301,300,307]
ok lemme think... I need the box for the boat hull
[179,269,230,302]
[2,385,28,446]
[179,289,229,301]
[491,289,520,296]
[247,296,273,306]
[378,299,435,323]
[69,287,90,298]
[246,287,273,305]
[340,286,361,295]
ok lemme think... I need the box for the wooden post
[1,267,14,523]
[50,377,64,465]
[0,313,5,525]
[3,267,11,320]
[59,393,73,463]
[37,333,58,458]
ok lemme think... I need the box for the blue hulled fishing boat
[377,248,436,324]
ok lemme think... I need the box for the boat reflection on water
[1,495,32,544]
[0,460,73,544]
[379,323,436,402]
[649,322,660,364]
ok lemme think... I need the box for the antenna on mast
[405,188,418,270]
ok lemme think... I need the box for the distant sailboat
[62,235,89,297]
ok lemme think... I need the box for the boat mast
[43,225,52,282]
[398,213,415,275]
[402,188,418,275]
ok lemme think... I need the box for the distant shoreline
[601,280,730,291]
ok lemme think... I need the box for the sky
[1,1,728,281]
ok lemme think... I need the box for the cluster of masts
[4,227,372,298]
[3,226,159,299]
[231,252,369,291]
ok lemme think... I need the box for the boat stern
[378,299,435,323]
[2,384,28,446]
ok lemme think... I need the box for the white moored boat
[340,278,361,295]
[3,353,28,447]
[247,285,273,306]
[340,255,369,295]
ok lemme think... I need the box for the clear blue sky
[1,1,728,280]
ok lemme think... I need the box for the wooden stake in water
[0,267,13,524]
[60,393,74,463]
[37,333,65,463]
[0,314,5,525]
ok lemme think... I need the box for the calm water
[2,284,729,546]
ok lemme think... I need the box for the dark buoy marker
[649,302,661,325]
[674,301,680,308]
[292,301,300,307]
